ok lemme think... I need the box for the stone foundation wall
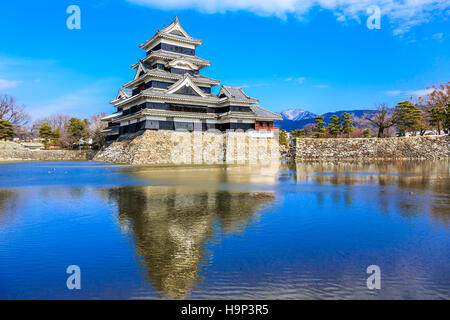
[94,130,280,165]
[0,142,96,162]
[291,136,449,160]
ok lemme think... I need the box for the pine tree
[39,122,54,149]
[279,129,288,146]
[39,122,53,138]
[428,106,446,135]
[363,128,371,138]
[394,101,424,136]
[0,120,14,141]
[291,129,306,138]
[51,128,61,145]
[313,116,326,138]
[341,113,354,137]
[298,128,306,138]
[444,103,450,135]
[327,115,341,137]
[66,117,88,147]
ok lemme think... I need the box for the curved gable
[166,75,207,97]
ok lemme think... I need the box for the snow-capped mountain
[278,109,317,121]
[275,108,375,131]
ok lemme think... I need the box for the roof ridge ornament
[139,17,203,50]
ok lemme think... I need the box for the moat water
[0,160,449,299]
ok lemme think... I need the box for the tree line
[0,94,107,149]
[279,81,450,145]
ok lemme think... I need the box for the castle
[102,17,281,141]
[96,17,281,165]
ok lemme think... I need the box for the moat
[0,160,449,299]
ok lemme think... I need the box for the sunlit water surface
[0,160,449,299]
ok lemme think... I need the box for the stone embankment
[290,136,449,160]
[0,142,96,162]
[94,130,280,165]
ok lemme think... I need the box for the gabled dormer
[116,88,132,100]
[133,61,147,80]
[166,74,207,97]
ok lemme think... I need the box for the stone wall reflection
[107,186,274,299]
[290,160,450,224]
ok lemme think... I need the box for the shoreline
[2,135,449,164]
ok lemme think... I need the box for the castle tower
[102,17,282,141]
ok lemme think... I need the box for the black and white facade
[102,17,282,141]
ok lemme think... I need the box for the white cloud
[285,76,306,83]
[385,88,433,98]
[127,0,450,35]
[313,84,328,88]
[406,88,434,97]
[296,77,306,84]
[432,32,444,41]
[0,78,22,90]
[386,90,402,96]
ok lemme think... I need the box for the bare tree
[353,115,373,128]
[416,81,450,134]
[13,125,32,141]
[418,81,450,109]
[31,113,72,146]
[0,94,31,126]
[45,113,71,130]
[365,103,397,138]
[87,113,107,149]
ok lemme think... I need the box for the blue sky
[0,0,449,120]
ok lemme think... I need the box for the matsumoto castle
[102,17,282,141]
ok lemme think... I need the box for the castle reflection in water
[106,186,274,299]
[103,162,280,299]
[96,160,449,299]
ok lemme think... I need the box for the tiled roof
[142,88,219,102]
[143,68,219,84]
[250,106,283,120]
[101,112,123,121]
[220,86,258,103]
[144,50,210,66]
[139,17,202,50]
[110,108,217,123]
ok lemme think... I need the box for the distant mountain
[275,108,375,131]
[320,109,374,124]
[278,109,317,121]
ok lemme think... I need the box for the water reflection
[0,160,448,299]
[104,160,449,298]
[0,189,19,227]
[123,162,282,186]
[290,160,450,225]
[106,186,274,299]
[291,160,449,192]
